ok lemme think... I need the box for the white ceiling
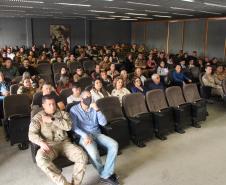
[0,0,226,21]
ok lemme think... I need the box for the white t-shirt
[67,95,81,104]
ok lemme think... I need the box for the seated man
[67,82,82,104]
[29,95,87,185]
[148,74,165,90]
[202,66,224,98]
[1,58,19,81]
[70,90,119,185]
[32,82,65,110]
[73,67,88,82]
[172,65,192,86]
[19,58,38,79]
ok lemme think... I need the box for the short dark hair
[3,57,12,62]
[23,58,29,62]
[71,82,81,89]
[42,94,56,104]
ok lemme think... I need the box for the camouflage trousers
[36,140,88,185]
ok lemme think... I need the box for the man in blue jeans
[70,90,119,185]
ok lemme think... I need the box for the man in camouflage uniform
[29,94,87,185]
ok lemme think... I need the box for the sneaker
[100,174,120,185]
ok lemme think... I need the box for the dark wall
[0,18,131,48]
[32,18,87,47]
[168,22,183,54]
[146,22,168,50]
[183,20,206,56]
[0,18,32,47]
[90,20,131,45]
[207,20,226,59]
[132,19,226,60]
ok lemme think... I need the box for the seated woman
[99,55,111,71]
[134,67,147,85]
[146,54,157,73]
[131,76,147,95]
[59,67,70,82]
[111,51,119,64]
[120,69,130,87]
[90,78,110,102]
[107,63,119,80]
[111,76,130,104]
[135,53,146,69]
[91,64,101,80]
[157,61,169,82]
[172,65,192,86]
[17,77,36,99]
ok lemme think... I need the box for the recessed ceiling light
[121,18,138,21]
[181,0,195,2]
[110,15,131,18]
[153,15,172,18]
[0,5,33,8]
[135,17,153,20]
[125,12,147,16]
[89,10,115,13]
[204,2,226,8]
[172,13,194,16]
[6,0,44,3]
[55,3,91,7]
[145,10,169,14]
[199,10,221,15]
[127,1,160,7]
[41,7,59,10]
[80,13,99,16]
[170,7,195,11]
[0,9,26,12]
[96,17,115,19]
[106,6,135,11]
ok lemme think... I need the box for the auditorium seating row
[2,83,208,169]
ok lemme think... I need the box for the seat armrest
[135,112,152,119]
[67,131,81,143]
[8,114,30,121]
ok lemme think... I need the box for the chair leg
[131,137,146,148]
[18,142,29,150]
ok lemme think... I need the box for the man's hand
[2,91,9,96]
[84,136,92,145]
[42,115,53,123]
[39,141,52,153]
[188,79,192,83]
[90,103,99,111]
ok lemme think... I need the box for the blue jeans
[79,133,118,179]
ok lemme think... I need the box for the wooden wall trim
[166,22,170,54]
[181,21,185,51]
[204,20,209,57]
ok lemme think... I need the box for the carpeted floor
[0,102,226,185]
